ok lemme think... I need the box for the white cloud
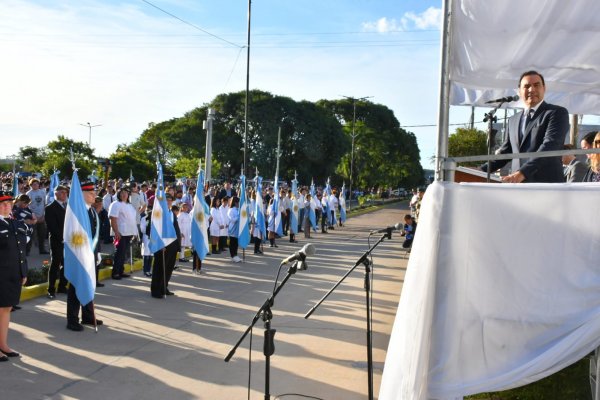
[401,7,442,30]
[361,17,402,33]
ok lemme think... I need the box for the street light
[341,95,372,210]
[79,122,102,146]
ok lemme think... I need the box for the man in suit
[481,70,569,183]
[45,185,69,298]
[65,182,103,331]
[562,144,588,182]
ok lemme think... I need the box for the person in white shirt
[108,188,138,280]
[209,197,222,254]
[177,203,192,262]
[218,196,230,252]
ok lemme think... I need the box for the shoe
[0,349,20,357]
[151,294,163,299]
[178,258,188,262]
[173,266,179,271]
[67,322,84,332]
[11,305,21,312]
[81,319,103,326]
[120,273,131,278]
[144,272,152,277]
[111,275,122,280]
[46,293,55,299]
[233,256,242,263]
[165,290,175,296]
[289,240,298,243]
[0,355,7,362]
[254,250,263,254]
[57,287,68,294]
[96,282,105,288]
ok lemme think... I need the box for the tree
[448,127,488,167]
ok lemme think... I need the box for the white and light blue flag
[191,169,210,260]
[238,174,251,248]
[309,179,317,231]
[289,177,299,235]
[47,170,60,204]
[63,170,95,306]
[339,183,347,224]
[255,176,267,240]
[12,172,19,198]
[149,161,177,253]
[273,174,283,236]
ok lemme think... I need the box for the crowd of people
[0,172,351,355]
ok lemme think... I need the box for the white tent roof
[449,0,600,115]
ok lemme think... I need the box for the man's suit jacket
[484,101,569,182]
[564,159,588,183]
[45,200,66,249]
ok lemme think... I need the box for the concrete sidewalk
[3,203,409,400]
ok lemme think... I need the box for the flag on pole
[88,170,98,184]
[272,174,283,236]
[238,174,251,248]
[63,170,96,306]
[46,170,60,204]
[309,179,317,231]
[191,168,210,260]
[12,172,19,198]
[129,169,135,182]
[339,182,347,224]
[148,161,177,253]
[289,177,299,235]
[324,178,334,226]
[255,176,267,240]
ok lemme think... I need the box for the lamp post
[79,122,102,146]
[341,96,372,210]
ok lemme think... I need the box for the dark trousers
[218,235,228,251]
[66,284,94,324]
[320,210,327,232]
[150,244,178,297]
[112,235,132,277]
[282,210,290,234]
[33,221,47,253]
[143,256,153,274]
[191,251,202,271]
[48,240,68,294]
[298,209,305,232]
[229,237,239,258]
[403,238,413,249]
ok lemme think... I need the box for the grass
[466,358,592,400]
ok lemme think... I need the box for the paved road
[3,203,409,400]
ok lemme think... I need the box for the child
[401,214,417,250]
[177,203,192,262]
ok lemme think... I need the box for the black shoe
[120,273,131,278]
[178,258,188,262]
[112,275,122,280]
[289,239,298,243]
[0,349,20,357]
[11,305,21,312]
[0,355,7,362]
[151,294,163,299]
[81,319,103,326]
[57,287,68,294]
[67,323,84,331]
[165,290,175,296]
[96,282,105,288]
[254,250,263,254]
[46,293,55,299]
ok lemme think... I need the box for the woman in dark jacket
[0,191,30,361]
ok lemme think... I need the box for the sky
[0,0,468,169]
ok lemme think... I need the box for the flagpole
[162,250,167,299]
[91,302,99,333]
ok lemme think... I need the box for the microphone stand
[304,230,392,400]
[483,102,505,183]
[225,259,304,400]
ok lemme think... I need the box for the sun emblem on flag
[153,209,162,219]
[241,209,248,218]
[157,195,164,201]
[69,231,88,248]
[293,205,299,212]
[195,211,205,223]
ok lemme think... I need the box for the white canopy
[449,0,600,115]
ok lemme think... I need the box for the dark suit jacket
[483,101,569,182]
[45,201,66,248]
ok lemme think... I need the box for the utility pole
[341,95,372,210]
[79,122,102,147]
[203,108,215,183]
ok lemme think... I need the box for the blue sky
[0,0,460,169]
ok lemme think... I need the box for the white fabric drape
[449,0,600,115]
[380,182,600,399]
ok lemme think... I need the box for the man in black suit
[481,70,569,183]
[45,185,69,298]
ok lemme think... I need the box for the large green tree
[448,127,488,167]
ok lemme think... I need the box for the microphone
[485,95,520,104]
[371,222,402,235]
[280,243,316,265]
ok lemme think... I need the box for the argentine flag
[339,183,347,224]
[324,179,334,226]
[238,174,251,248]
[47,170,60,205]
[289,178,299,235]
[191,169,210,260]
[309,180,317,231]
[272,175,283,236]
[149,161,177,253]
[63,170,95,306]
[255,177,267,240]
[12,172,19,198]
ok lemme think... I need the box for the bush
[25,264,49,286]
